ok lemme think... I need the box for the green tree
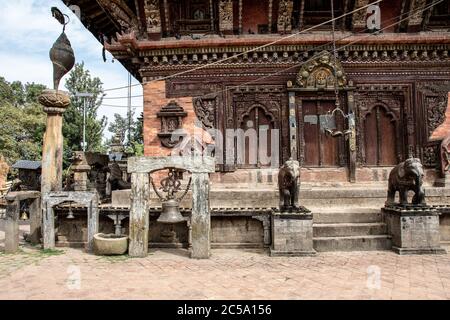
[107,110,144,155]
[0,78,46,165]
[63,62,107,166]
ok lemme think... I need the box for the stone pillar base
[382,205,447,255]
[270,208,316,257]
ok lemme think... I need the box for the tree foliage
[107,110,144,155]
[0,77,46,165]
[63,62,107,166]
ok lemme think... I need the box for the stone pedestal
[270,208,316,257]
[39,90,70,194]
[4,191,41,253]
[382,205,446,255]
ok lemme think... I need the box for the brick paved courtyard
[1,225,450,300]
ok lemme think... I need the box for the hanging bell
[157,199,185,224]
[20,210,29,221]
[66,204,75,219]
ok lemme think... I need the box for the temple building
[58,0,450,251]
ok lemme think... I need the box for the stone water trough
[93,233,128,255]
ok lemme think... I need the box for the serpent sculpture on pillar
[386,157,426,206]
[278,158,300,211]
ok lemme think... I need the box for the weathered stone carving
[386,157,426,206]
[97,0,139,33]
[219,0,233,32]
[193,96,217,129]
[157,101,187,148]
[296,51,347,89]
[423,145,438,167]
[278,158,300,211]
[144,0,161,34]
[277,0,293,33]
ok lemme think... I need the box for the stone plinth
[39,89,70,194]
[270,207,316,257]
[382,205,446,255]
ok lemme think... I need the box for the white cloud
[0,0,143,140]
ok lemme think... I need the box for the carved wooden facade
[65,0,450,182]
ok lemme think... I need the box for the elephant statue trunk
[386,157,426,206]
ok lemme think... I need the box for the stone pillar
[39,90,70,195]
[28,197,41,245]
[347,90,356,183]
[87,195,99,252]
[382,206,447,255]
[190,172,211,259]
[43,203,55,250]
[129,172,150,257]
[288,92,298,160]
[4,198,19,253]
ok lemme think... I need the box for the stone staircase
[312,208,392,252]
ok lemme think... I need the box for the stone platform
[270,207,316,257]
[382,205,447,255]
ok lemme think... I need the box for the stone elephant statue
[278,158,300,211]
[386,157,426,206]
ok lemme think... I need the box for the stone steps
[313,222,387,237]
[311,207,392,252]
[313,235,392,252]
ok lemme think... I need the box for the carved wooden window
[428,1,450,28]
[237,106,275,168]
[242,0,269,34]
[171,0,212,34]
[363,105,397,166]
[302,99,343,167]
[302,0,343,28]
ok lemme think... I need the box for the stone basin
[93,233,128,255]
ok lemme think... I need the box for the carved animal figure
[278,158,300,211]
[386,157,426,206]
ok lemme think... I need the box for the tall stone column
[191,172,211,259]
[39,90,70,194]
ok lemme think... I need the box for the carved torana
[296,51,347,89]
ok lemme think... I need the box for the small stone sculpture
[278,158,300,211]
[386,157,426,206]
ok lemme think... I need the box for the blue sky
[0,0,143,139]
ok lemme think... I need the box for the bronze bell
[20,210,29,221]
[157,199,185,224]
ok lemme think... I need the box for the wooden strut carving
[218,0,233,32]
[96,0,139,33]
[144,0,161,34]
[193,96,218,129]
[277,0,294,33]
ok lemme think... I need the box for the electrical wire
[101,0,383,92]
